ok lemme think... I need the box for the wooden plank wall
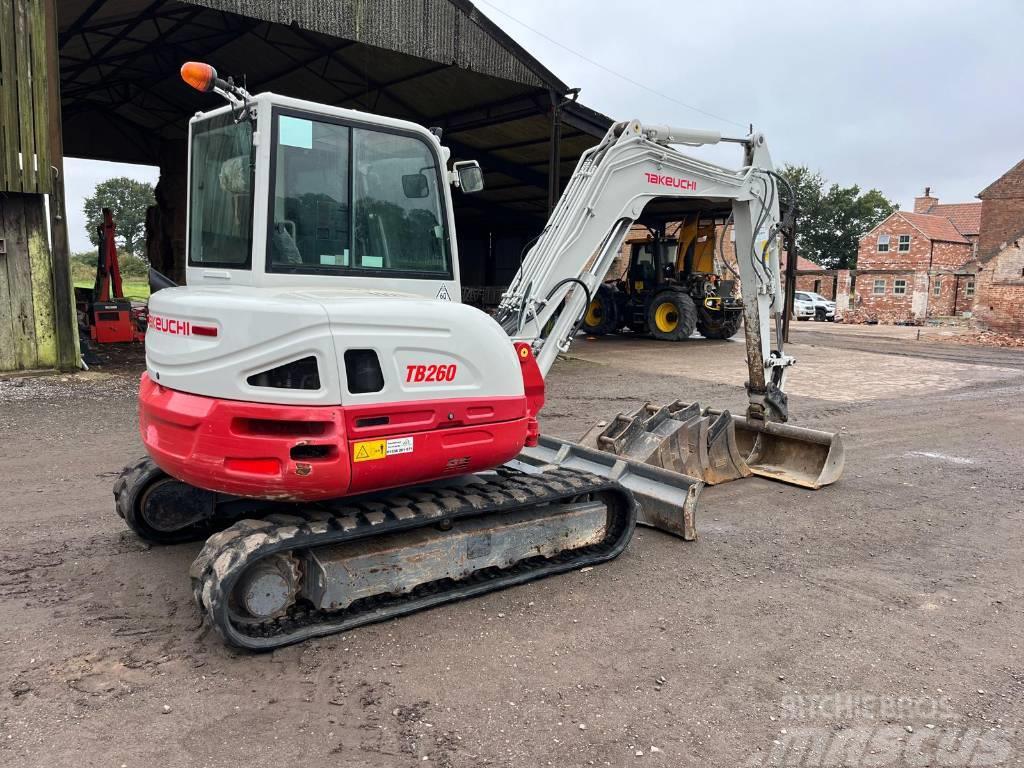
[0,193,57,370]
[0,0,50,194]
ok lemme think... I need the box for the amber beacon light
[181,61,217,93]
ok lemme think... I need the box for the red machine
[89,208,144,344]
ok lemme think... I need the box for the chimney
[914,186,938,214]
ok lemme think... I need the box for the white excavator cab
[184,89,477,304]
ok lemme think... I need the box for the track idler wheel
[114,457,217,544]
[232,554,301,621]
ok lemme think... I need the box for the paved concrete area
[1,324,1022,767]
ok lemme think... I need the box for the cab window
[268,111,451,278]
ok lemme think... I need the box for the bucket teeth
[581,401,749,485]
[582,401,843,490]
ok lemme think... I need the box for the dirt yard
[1,324,1022,768]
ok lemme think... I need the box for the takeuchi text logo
[150,315,191,336]
[644,172,697,191]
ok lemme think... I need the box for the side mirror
[453,160,484,194]
[402,173,429,199]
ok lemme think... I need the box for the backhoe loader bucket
[721,412,845,490]
[580,401,844,491]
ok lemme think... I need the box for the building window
[932,277,942,296]
[873,278,886,294]
[877,234,890,252]
[813,279,822,293]
[893,279,907,295]
[898,234,911,252]
[965,280,975,298]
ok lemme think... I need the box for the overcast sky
[63,0,1023,251]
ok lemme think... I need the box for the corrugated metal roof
[185,0,565,91]
[57,0,613,224]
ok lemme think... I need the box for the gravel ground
[0,325,1021,768]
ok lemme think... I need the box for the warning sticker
[352,436,414,462]
[386,436,414,456]
[436,283,452,301]
[353,439,386,463]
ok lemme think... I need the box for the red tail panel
[139,374,532,501]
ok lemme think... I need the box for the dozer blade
[579,401,751,486]
[514,434,702,540]
[722,412,845,490]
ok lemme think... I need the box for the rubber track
[113,457,218,544]
[190,467,637,651]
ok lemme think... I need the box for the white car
[793,291,836,321]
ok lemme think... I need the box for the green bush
[70,249,148,280]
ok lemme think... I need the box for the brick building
[971,160,1024,334]
[848,192,980,323]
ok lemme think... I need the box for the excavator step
[188,467,636,650]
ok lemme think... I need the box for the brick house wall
[792,272,841,299]
[978,159,1024,259]
[847,270,917,321]
[858,216,933,271]
[927,241,975,316]
[855,216,930,320]
[973,238,1024,334]
[853,212,974,322]
[929,240,974,271]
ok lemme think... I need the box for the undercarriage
[116,457,637,650]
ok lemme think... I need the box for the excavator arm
[495,120,794,423]
[508,119,843,494]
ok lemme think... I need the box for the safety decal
[436,283,452,301]
[386,436,414,455]
[352,436,414,462]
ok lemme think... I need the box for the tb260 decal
[405,364,458,383]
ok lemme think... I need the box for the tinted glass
[268,114,450,277]
[352,128,449,274]
[270,116,351,269]
[189,114,253,267]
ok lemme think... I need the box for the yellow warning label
[352,439,387,463]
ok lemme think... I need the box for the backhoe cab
[583,217,744,341]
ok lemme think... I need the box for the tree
[83,177,156,259]
[777,164,897,269]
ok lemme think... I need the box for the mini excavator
[114,63,843,649]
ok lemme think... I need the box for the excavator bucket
[580,401,844,491]
[580,401,751,485]
[723,412,845,490]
